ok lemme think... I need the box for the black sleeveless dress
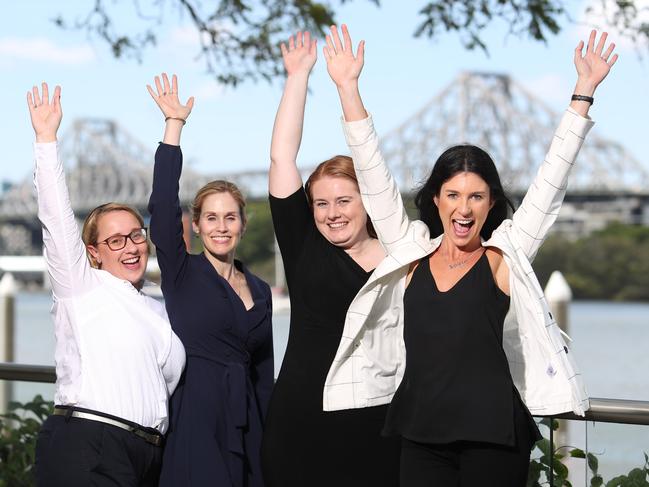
[262,189,400,486]
[384,252,540,447]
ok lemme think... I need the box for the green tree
[237,200,276,283]
[533,223,649,302]
[54,1,649,86]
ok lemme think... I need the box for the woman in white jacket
[322,25,617,486]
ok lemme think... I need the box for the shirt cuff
[341,113,376,147]
[33,141,59,166]
[565,106,595,138]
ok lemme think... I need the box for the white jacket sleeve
[511,107,594,262]
[341,115,416,253]
[33,142,97,301]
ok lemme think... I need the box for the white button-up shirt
[34,142,185,433]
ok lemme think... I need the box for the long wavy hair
[414,144,515,239]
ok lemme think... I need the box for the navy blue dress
[149,143,273,487]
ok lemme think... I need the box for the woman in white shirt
[28,83,185,487]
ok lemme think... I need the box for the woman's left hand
[324,24,365,89]
[147,73,195,122]
[574,30,618,96]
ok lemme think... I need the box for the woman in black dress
[147,73,274,487]
[324,25,617,486]
[260,32,399,486]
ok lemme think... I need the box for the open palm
[147,73,194,120]
[574,30,618,90]
[324,24,364,87]
[281,31,317,76]
[27,83,62,141]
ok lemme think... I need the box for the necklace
[442,247,484,270]
[225,269,242,297]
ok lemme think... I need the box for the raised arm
[29,83,96,300]
[146,73,195,147]
[569,30,617,118]
[269,32,317,198]
[325,25,416,251]
[511,30,617,261]
[146,73,195,287]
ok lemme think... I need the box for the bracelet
[165,116,187,125]
[571,94,594,105]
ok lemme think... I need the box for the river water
[8,293,649,483]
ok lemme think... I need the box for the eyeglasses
[97,228,148,251]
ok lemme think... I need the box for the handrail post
[549,416,554,486]
[0,273,17,414]
[545,271,572,451]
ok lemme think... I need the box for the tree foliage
[534,223,649,301]
[53,0,364,86]
[53,1,649,86]
[0,395,53,487]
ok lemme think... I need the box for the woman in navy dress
[146,73,274,487]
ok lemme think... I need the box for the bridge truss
[0,72,647,254]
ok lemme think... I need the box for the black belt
[53,406,163,447]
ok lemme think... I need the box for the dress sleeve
[252,283,274,419]
[510,107,594,262]
[341,114,415,253]
[148,143,188,289]
[33,142,96,300]
[269,188,312,283]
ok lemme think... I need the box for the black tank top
[384,252,537,446]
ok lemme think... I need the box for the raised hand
[281,31,317,77]
[27,83,62,143]
[324,24,364,89]
[574,30,618,95]
[147,73,195,122]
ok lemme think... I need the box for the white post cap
[544,270,572,302]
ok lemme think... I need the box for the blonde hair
[305,155,376,238]
[191,180,247,225]
[82,203,147,268]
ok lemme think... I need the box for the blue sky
[2,0,649,187]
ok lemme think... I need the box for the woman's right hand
[27,83,62,143]
[147,73,194,145]
[281,31,317,78]
[147,73,195,122]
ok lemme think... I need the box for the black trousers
[34,415,162,487]
[400,437,532,487]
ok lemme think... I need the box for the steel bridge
[1,72,648,254]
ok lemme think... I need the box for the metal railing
[1,361,649,425]
[0,362,56,383]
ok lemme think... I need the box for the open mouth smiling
[121,256,141,267]
[452,218,474,236]
[327,222,348,230]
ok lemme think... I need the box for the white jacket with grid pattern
[323,107,593,416]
